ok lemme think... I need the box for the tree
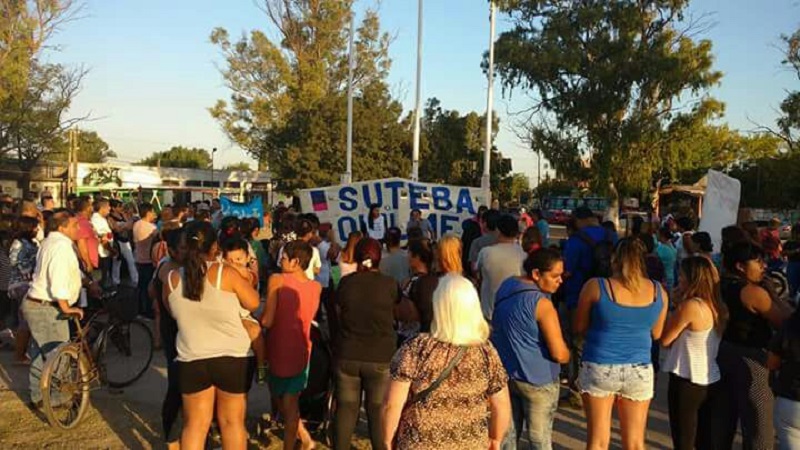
[507,173,531,205]
[492,1,723,207]
[0,1,80,103]
[419,98,512,195]
[210,1,410,191]
[222,162,252,171]
[52,129,116,163]
[0,1,84,195]
[758,28,800,151]
[1,61,86,192]
[137,146,212,169]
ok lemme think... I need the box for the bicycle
[39,290,154,429]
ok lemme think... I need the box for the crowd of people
[1,192,800,450]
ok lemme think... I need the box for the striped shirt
[662,300,721,385]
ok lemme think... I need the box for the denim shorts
[578,362,654,401]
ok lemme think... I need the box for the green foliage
[731,152,800,209]
[222,162,253,171]
[492,0,722,196]
[418,98,512,198]
[52,129,116,163]
[774,28,800,151]
[0,0,83,192]
[137,146,212,169]
[0,61,86,172]
[210,1,408,191]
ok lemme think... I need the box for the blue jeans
[21,300,70,403]
[502,380,560,450]
[775,396,800,450]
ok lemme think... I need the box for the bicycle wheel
[40,343,91,429]
[99,319,153,388]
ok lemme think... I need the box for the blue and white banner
[220,196,264,227]
[299,178,490,242]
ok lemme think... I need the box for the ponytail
[182,221,217,301]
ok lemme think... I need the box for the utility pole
[67,127,80,196]
[411,0,423,181]
[211,147,218,193]
[344,13,356,185]
[482,1,496,204]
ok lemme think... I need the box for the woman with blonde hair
[574,238,669,450]
[661,256,727,450]
[338,231,362,278]
[382,274,511,450]
[436,233,463,275]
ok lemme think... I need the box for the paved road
[0,331,692,449]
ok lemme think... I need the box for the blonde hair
[680,256,729,332]
[612,238,647,291]
[431,274,490,345]
[436,233,463,275]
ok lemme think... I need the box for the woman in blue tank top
[491,248,570,450]
[574,238,668,450]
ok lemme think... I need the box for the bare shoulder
[581,277,602,301]
[741,283,771,310]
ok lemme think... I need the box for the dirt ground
[0,329,734,450]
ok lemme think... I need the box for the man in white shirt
[91,199,114,288]
[21,210,87,406]
[476,214,526,320]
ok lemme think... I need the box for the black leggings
[333,359,390,450]
[161,321,181,443]
[711,342,775,450]
[667,374,720,450]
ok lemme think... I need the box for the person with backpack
[562,206,617,408]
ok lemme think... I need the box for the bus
[542,195,609,225]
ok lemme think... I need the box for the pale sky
[50,0,800,187]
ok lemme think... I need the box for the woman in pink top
[261,240,322,450]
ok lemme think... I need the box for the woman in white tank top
[164,221,260,450]
[660,256,728,450]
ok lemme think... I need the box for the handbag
[406,346,468,407]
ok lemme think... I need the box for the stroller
[299,321,336,444]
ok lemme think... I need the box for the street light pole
[211,147,218,195]
[411,0,423,181]
[482,1,496,203]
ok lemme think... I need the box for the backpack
[576,229,614,278]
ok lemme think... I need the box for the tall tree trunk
[605,180,620,231]
[18,170,32,200]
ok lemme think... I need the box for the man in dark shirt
[562,206,618,407]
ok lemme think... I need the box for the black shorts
[177,356,255,395]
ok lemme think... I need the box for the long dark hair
[523,247,562,276]
[183,221,217,301]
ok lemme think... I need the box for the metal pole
[537,150,541,187]
[211,147,217,190]
[411,0,423,181]
[344,14,356,185]
[482,1,496,200]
